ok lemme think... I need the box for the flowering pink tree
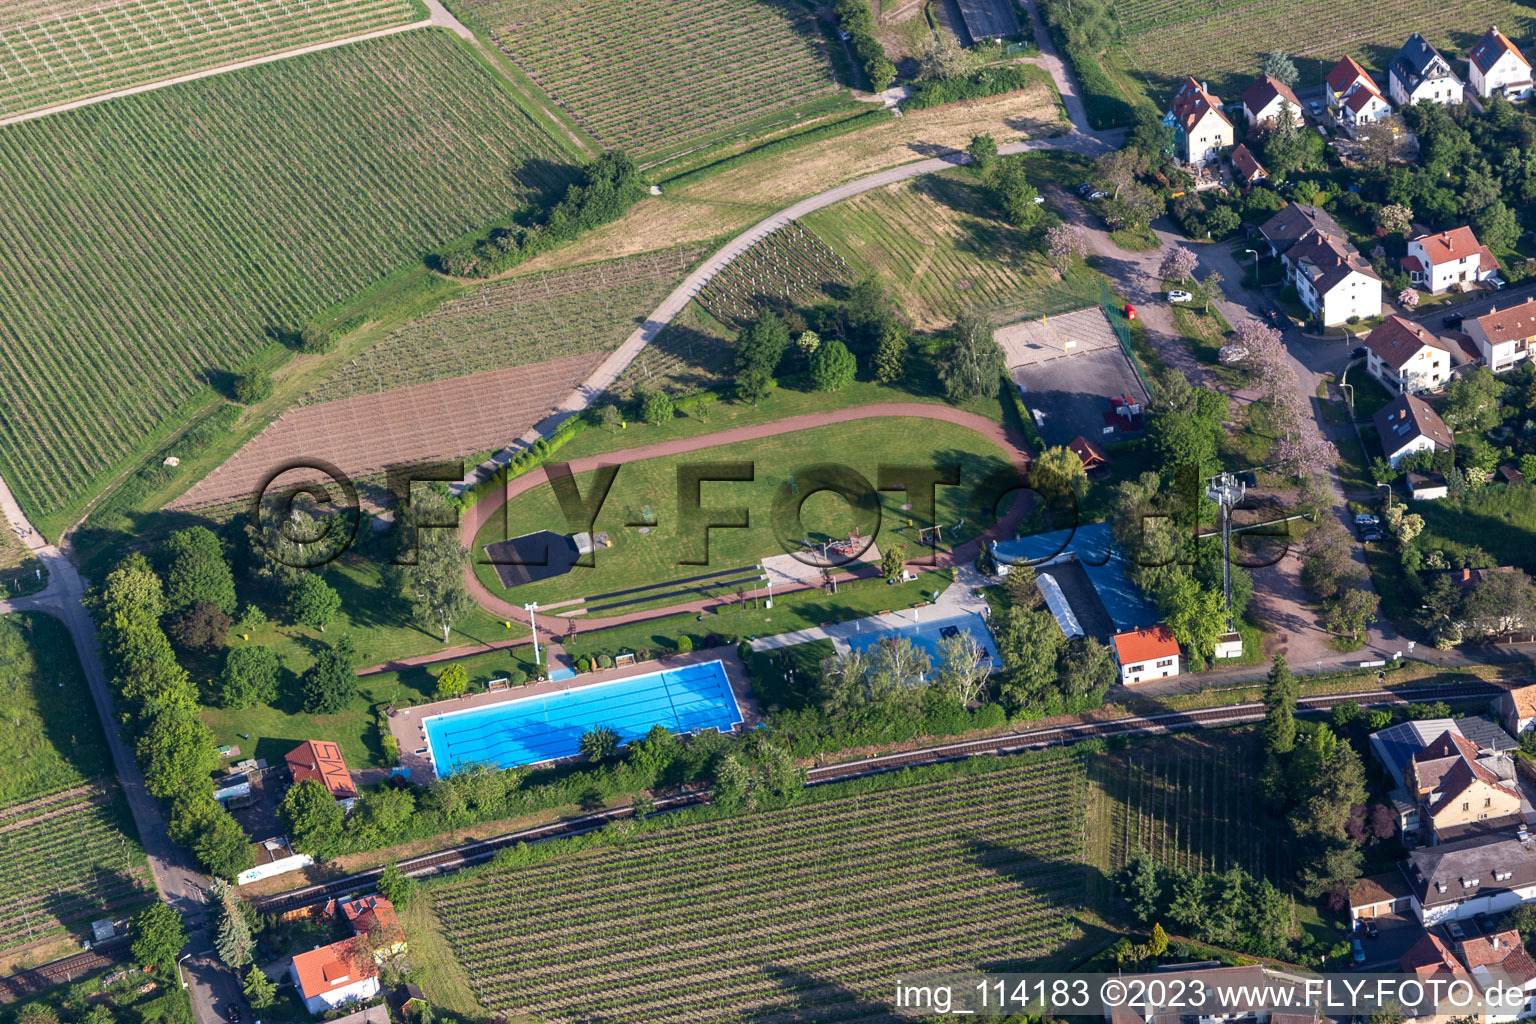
[1231,318,1338,476]
[1398,287,1419,310]
[1158,245,1198,284]
[1231,319,1291,398]
[1046,224,1090,276]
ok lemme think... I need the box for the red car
[1124,304,1137,321]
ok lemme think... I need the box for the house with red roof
[1110,625,1179,685]
[1326,55,1394,135]
[290,939,380,1014]
[1166,77,1232,167]
[1241,74,1304,128]
[1408,730,1523,843]
[1495,684,1536,738]
[286,740,358,802]
[1402,226,1500,294]
[1229,143,1266,186]
[1468,26,1532,101]
[338,894,407,959]
[1362,315,1450,395]
[1465,297,1536,373]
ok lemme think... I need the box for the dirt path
[0,0,471,129]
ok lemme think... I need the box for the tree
[580,725,621,761]
[918,35,979,81]
[936,629,990,705]
[1161,574,1225,664]
[1441,366,1504,431]
[1056,635,1116,700]
[298,323,334,353]
[810,338,857,391]
[1103,182,1165,232]
[290,572,340,631]
[873,323,908,383]
[1045,224,1089,276]
[1261,654,1298,755]
[1261,50,1298,87]
[219,645,280,709]
[639,387,673,425]
[1259,107,1307,176]
[244,965,277,1010]
[939,311,1005,403]
[1473,199,1521,253]
[301,635,357,715]
[734,309,790,378]
[1097,148,1151,200]
[280,777,346,859]
[966,132,998,172]
[136,704,217,801]
[993,605,1066,711]
[212,879,253,969]
[1159,246,1199,284]
[14,1007,59,1024]
[1325,587,1380,642]
[389,488,475,642]
[1206,204,1240,239]
[1463,570,1536,636]
[600,403,622,434]
[234,367,273,405]
[1376,203,1413,235]
[983,158,1043,228]
[1356,116,1409,167]
[1119,854,1161,923]
[1398,287,1419,310]
[193,804,256,880]
[675,634,693,653]
[881,544,906,580]
[1149,922,1169,957]
[1032,445,1089,505]
[164,525,236,614]
[735,364,775,405]
[170,601,232,650]
[377,862,417,907]
[435,663,469,699]
[796,329,821,360]
[1128,103,1175,160]
[131,901,187,973]
[1188,270,1223,313]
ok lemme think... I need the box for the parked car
[1265,307,1288,327]
[1448,921,1467,940]
[1124,304,1137,321]
[1475,912,1496,935]
[1352,939,1366,963]
[1489,274,1507,290]
[1168,289,1193,303]
[838,27,851,40]
[1076,183,1095,196]
[227,1007,241,1023]
[1087,190,1109,201]
[1365,920,1380,939]
[1032,194,1046,205]
[1351,346,1367,359]
[1309,100,1322,114]
[1354,513,1379,526]
[1238,471,1258,487]
[1443,312,1465,328]
[1361,528,1384,543]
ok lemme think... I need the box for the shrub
[597,654,614,669]
[639,388,674,425]
[576,657,591,673]
[297,323,334,354]
[233,367,273,404]
[676,635,693,654]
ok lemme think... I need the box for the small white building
[1465,298,1536,373]
[1389,32,1465,107]
[1362,315,1450,394]
[1110,625,1180,685]
[1241,74,1305,128]
[291,939,380,1015]
[1374,392,1454,468]
[1407,471,1449,501]
[1284,229,1383,326]
[1468,26,1533,101]
[1402,226,1500,294]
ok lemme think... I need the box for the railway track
[0,937,129,1003]
[252,679,1501,915]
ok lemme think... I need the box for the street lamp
[523,602,541,665]
[1243,248,1258,284]
[1377,481,1395,510]
[176,951,192,990]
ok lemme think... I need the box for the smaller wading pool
[422,659,741,773]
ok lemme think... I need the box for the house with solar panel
[1467,26,1532,101]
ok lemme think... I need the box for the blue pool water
[422,660,741,774]
[844,612,998,668]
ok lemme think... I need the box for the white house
[1110,625,1180,685]
[1284,229,1383,326]
[1402,226,1500,293]
[1326,55,1397,133]
[1362,315,1450,394]
[1390,32,1465,107]
[1495,685,1536,737]
[1327,55,1377,103]
[1468,26,1533,101]
[1257,203,1345,258]
[1466,298,1536,372]
[292,940,380,1015]
[1241,74,1304,128]
[1407,471,1449,500]
[1167,77,1233,167]
[1374,392,1454,467]
[1401,833,1536,925]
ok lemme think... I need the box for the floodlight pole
[524,602,541,665]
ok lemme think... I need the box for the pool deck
[386,647,760,783]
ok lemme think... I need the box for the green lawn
[0,612,118,803]
[1343,366,1395,422]
[1411,482,1536,572]
[473,416,1015,609]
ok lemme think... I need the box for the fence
[1098,277,1156,400]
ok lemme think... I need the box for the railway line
[250,678,1501,916]
[0,937,130,1003]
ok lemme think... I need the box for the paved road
[0,0,470,129]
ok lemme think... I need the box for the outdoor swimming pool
[844,611,998,669]
[421,660,742,774]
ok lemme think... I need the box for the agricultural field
[471,415,1017,608]
[697,222,853,329]
[428,757,1087,1022]
[1088,732,1289,883]
[0,30,574,534]
[448,0,841,159]
[0,0,420,118]
[611,303,736,396]
[0,510,42,596]
[803,174,1104,330]
[1115,0,1536,99]
[0,613,151,951]
[302,245,710,406]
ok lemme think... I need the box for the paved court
[995,306,1119,369]
[1015,346,1148,449]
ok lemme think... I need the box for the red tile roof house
[1468,25,1533,102]
[338,893,408,960]
[291,939,380,1014]
[1465,297,1536,373]
[1494,684,1536,738]
[1167,77,1233,168]
[1241,74,1305,128]
[1283,228,1383,326]
[1401,226,1500,294]
[1111,626,1179,685]
[1326,56,1394,135]
[286,740,359,803]
[1362,315,1450,395]
[1229,143,1267,186]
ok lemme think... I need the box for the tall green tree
[163,525,237,614]
[131,901,187,974]
[939,311,1005,403]
[873,323,908,383]
[810,338,857,391]
[386,489,475,643]
[218,645,280,709]
[280,778,346,859]
[301,635,357,714]
[1261,654,1298,756]
[244,965,277,1010]
[211,879,253,969]
[290,572,340,632]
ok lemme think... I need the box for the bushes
[442,151,648,278]
[905,65,1036,111]
[297,323,334,354]
[834,0,894,90]
[233,367,273,404]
